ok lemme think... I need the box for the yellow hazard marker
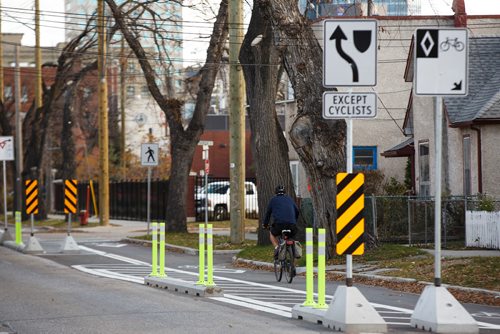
[336,172,364,256]
[25,180,39,215]
[64,179,78,214]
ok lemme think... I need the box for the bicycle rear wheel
[283,246,295,283]
[274,249,283,282]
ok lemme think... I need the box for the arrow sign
[323,19,377,87]
[330,26,359,83]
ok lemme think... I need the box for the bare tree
[22,13,121,218]
[106,0,229,232]
[256,0,346,255]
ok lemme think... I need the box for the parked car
[195,181,258,220]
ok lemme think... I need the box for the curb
[232,257,500,297]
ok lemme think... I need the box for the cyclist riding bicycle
[263,185,299,259]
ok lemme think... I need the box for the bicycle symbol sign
[415,28,468,96]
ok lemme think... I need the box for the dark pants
[270,223,297,238]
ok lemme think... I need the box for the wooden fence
[465,211,500,249]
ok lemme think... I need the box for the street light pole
[14,44,22,213]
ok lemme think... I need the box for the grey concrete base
[323,286,387,333]
[23,236,45,254]
[60,235,81,253]
[145,275,224,297]
[410,285,479,333]
[0,229,13,244]
[292,304,328,324]
[3,240,26,251]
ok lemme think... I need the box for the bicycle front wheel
[283,246,295,283]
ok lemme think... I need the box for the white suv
[195,181,258,220]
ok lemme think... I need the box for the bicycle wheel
[283,246,295,283]
[274,249,283,282]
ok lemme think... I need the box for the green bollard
[158,222,166,277]
[150,222,158,276]
[302,227,316,306]
[15,211,22,245]
[206,224,215,287]
[314,228,328,309]
[196,224,206,285]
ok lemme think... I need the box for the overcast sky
[2,0,500,62]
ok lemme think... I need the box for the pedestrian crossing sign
[141,143,159,166]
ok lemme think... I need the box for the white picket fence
[465,211,500,249]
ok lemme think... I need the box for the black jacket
[263,194,299,226]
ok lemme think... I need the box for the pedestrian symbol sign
[141,143,159,167]
[323,19,377,87]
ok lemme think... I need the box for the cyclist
[263,185,299,259]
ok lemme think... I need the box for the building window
[21,85,28,103]
[290,161,299,196]
[353,146,377,171]
[418,141,430,196]
[463,135,471,196]
[126,86,135,97]
[4,85,12,100]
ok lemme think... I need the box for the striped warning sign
[25,179,39,215]
[64,179,78,214]
[336,172,364,255]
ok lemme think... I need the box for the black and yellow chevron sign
[25,179,39,215]
[64,179,78,214]
[336,172,365,255]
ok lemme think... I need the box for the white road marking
[73,245,500,330]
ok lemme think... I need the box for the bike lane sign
[415,28,468,96]
[323,19,377,87]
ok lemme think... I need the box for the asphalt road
[2,223,500,333]
[0,245,330,334]
[10,236,500,333]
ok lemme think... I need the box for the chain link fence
[364,195,500,245]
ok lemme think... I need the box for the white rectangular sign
[0,136,14,161]
[415,28,468,96]
[141,143,159,166]
[323,92,377,119]
[323,19,377,87]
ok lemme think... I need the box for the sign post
[315,19,386,333]
[0,136,14,243]
[411,28,477,333]
[24,179,44,253]
[141,143,159,235]
[61,179,80,253]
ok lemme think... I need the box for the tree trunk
[240,5,305,245]
[257,0,345,256]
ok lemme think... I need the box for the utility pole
[14,45,22,213]
[229,0,245,243]
[97,0,110,225]
[35,0,42,110]
[120,37,126,178]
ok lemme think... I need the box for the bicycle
[440,37,464,52]
[274,229,296,283]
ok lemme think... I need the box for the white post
[434,96,442,286]
[346,117,353,286]
[3,160,7,230]
[147,167,152,236]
